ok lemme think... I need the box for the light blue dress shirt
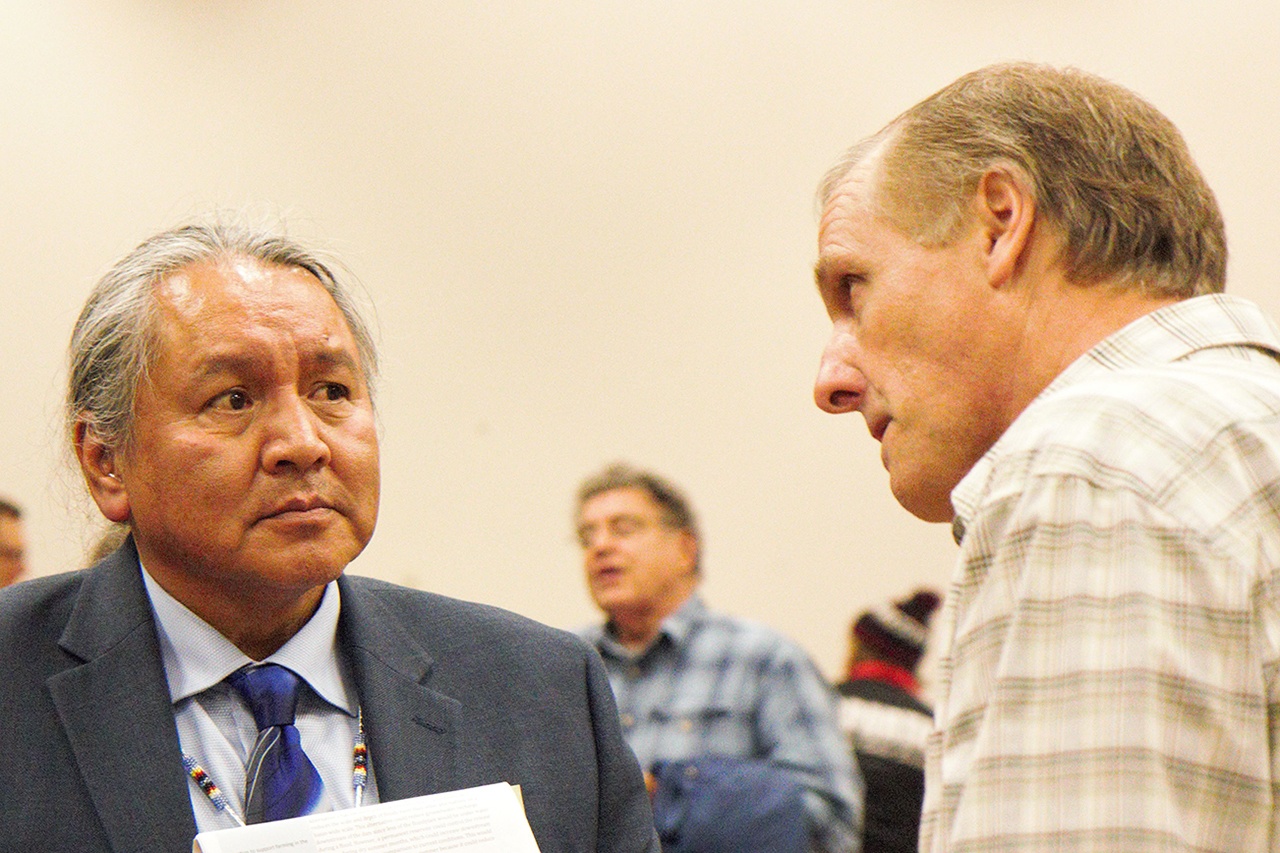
[141,567,379,832]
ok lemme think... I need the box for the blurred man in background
[575,462,862,853]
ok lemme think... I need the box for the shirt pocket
[651,700,755,758]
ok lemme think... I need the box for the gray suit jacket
[0,540,658,853]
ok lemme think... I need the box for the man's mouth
[592,566,624,584]
[263,496,335,521]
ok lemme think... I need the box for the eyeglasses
[575,513,667,549]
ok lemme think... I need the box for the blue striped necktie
[226,663,325,823]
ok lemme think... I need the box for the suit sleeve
[582,642,662,853]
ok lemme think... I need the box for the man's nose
[584,529,612,554]
[814,332,866,414]
[261,396,331,473]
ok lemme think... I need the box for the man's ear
[974,166,1037,289]
[678,530,699,576]
[74,419,132,523]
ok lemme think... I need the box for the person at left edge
[0,216,660,853]
[0,497,29,587]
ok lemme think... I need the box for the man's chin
[592,590,635,616]
[235,541,360,593]
[253,518,369,558]
[890,477,955,524]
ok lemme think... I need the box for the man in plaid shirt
[575,462,862,852]
[812,62,1280,851]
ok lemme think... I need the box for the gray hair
[819,62,1227,298]
[67,215,379,451]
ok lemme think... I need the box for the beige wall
[3,2,1277,689]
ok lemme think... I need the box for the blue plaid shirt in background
[581,595,863,853]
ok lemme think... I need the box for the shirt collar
[141,564,354,715]
[950,294,1280,538]
[592,594,705,660]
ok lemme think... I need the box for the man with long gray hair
[813,63,1280,851]
[0,216,659,852]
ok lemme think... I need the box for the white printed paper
[192,783,539,853]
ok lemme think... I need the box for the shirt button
[627,665,642,679]
[621,713,635,728]
[679,718,693,732]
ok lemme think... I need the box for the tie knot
[226,663,305,730]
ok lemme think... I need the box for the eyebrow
[813,253,850,290]
[311,347,361,374]
[813,256,835,287]
[188,352,260,381]
[188,344,361,381]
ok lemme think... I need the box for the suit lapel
[49,541,196,853]
[337,576,461,801]
[46,556,463,848]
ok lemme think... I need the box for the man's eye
[841,274,868,320]
[211,389,250,411]
[611,519,643,537]
[317,383,351,402]
[840,273,865,301]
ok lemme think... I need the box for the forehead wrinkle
[822,151,885,225]
[814,233,867,300]
[174,336,361,388]
[153,259,357,359]
[153,298,291,362]
[817,186,900,290]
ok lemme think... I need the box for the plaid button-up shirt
[924,294,1280,852]
[582,595,863,853]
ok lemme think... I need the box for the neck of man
[214,589,326,660]
[607,583,696,653]
[145,565,327,660]
[1000,267,1187,428]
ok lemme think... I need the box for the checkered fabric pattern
[582,596,863,853]
[923,295,1280,852]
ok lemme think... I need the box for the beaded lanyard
[184,708,368,827]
